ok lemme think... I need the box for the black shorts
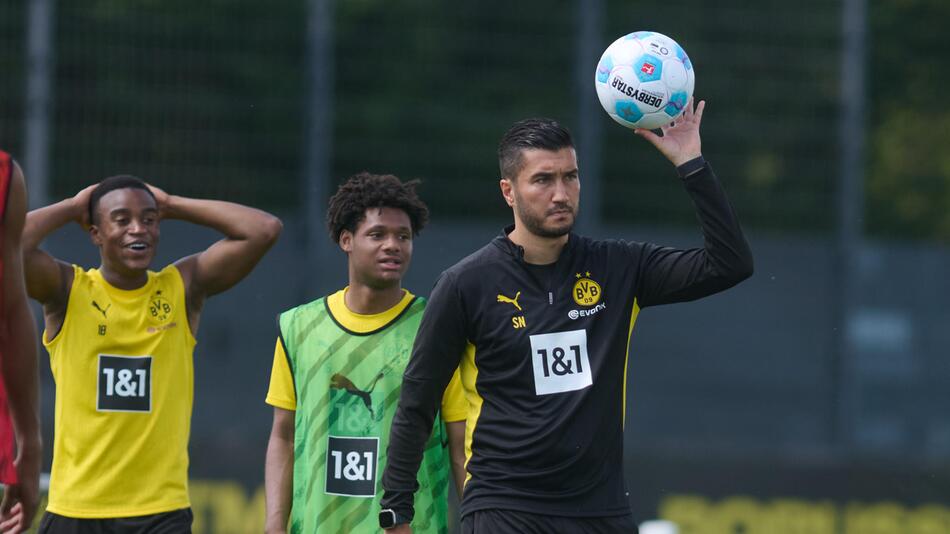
[38,508,193,534]
[461,508,638,534]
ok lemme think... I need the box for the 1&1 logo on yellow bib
[572,272,602,306]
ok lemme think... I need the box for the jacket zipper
[514,243,562,306]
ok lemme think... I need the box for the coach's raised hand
[634,97,704,167]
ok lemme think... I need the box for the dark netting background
[0,0,946,240]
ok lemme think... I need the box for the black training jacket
[382,160,753,520]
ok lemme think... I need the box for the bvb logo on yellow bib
[148,291,173,324]
[572,274,602,306]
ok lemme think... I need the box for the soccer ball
[594,31,695,130]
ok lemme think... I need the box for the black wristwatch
[379,509,408,529]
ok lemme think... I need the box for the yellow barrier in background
[9,481,950,533]
[661,495,950,534]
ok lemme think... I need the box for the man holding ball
[382,99,753,532]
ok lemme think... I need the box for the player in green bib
[264,172,466,534]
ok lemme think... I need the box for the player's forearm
[683,161,754,283]
[23,198,83,252]
[451,459,465,497]
[636,162,753,307]
[446,421,467,496]
[381,375,445,519]
[383,272,469,517]
[1,302,41,451]
[385,381,460,517]
[163,195,282,247]
[264,433,294,534]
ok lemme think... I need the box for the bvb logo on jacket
[569,272,606,320]
[572,272,601,306]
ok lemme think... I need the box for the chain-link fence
[2,0,946,239]
[2,1,949,532]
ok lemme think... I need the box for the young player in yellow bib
[23,176,282,533]
[264,173,466,534]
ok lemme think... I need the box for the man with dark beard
[381,100,754,533]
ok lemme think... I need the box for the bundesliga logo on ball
[594,31,695,130]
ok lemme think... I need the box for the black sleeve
[635,159,754,307]
[381,271,469,521]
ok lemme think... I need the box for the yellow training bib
[44,265,196,518]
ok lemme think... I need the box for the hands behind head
[146,184,170,219]
[75,182,170,229]
[71,184,98,230]
[634,97,705,167]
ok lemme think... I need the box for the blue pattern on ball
[627,31,653,40]
[675,45,692,71]
[616,101,643,123]
[664,91,689,117]
[596,55,613,83]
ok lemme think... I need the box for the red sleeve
[0,150,12,221]
[0,149,15,484]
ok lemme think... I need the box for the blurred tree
[867,0,950,241]
[2,0,947,241]
[333,0,574,222]
[601,0,840,234]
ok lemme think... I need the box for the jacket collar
[492,224,579,263]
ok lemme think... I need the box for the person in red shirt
[0,151,42,534]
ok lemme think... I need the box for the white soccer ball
[594,31,695,130]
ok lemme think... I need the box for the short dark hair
[497,118,574,180]
[89,175,156,224]
[326,172,429,244]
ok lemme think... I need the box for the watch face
[379,509,397,528]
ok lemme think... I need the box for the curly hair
[326,172,429,244]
